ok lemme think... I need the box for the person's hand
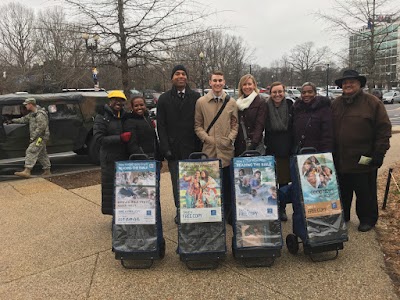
[165,150,174,160]
[371,153,385,168]
[120,132,132,143]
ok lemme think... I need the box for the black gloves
[371,153,385,168]
[165,150,174,161]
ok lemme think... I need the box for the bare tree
[64,0,213,95]
[288,42,330,83]
[317,0,400,88]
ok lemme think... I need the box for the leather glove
[120,132,132,143]
[165,150,174,161]
[371,153,385,168]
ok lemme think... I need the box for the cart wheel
[159,238,166,259]
[286,234,299,255]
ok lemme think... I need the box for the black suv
[0,91,108,163]
[142,89,159,108]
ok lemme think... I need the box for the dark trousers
[337,170,378,226]
[222,166,232,223]
[168,159,179,208]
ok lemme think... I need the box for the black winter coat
[156,85,201,160]
[123,111,161,160]
[292,96,334,153]
[93,105,128,215]
[235,95,267,156]
[264,99,294,157]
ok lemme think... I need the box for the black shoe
[358,223,374,232]
[279,210,288,222]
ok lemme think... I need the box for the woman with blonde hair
[234,74,266,156]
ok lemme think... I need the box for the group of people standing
[94,65,391,233]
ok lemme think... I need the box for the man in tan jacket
[195,70,238,224]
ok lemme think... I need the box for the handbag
[240,115,265,154]
[293,116,312,154]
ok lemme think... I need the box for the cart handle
[188,152,209,159]
[129,153,150,160]
[299,147,317,154]
[240,150,261,157]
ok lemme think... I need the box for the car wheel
[390,99,394,104]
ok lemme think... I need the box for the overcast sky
[10,0,345,67]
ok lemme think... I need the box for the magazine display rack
[287,149,348,262]
[112,154,165,269]
[231,151,282,267]
[177,153,226,270]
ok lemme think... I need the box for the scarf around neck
[341,89,363,105]
[266,98,289,131]
[236,91,258,111]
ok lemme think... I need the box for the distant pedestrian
[195,70,238,224]
[157,65,201,222]
[234,74,266,156]
[264,82,294,221]
[332,69,391,232]
[93,90,129,215]
[10,97,51,178]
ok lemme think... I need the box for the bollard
[382,168,393,210]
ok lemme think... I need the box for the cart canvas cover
[232,156,282,248]
[113,161,159,252]
[293,153,348,246]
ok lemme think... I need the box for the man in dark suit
[156,65,201,222]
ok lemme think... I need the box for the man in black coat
[157,65,201,218]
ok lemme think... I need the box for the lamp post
[199,51,205,96]
[82,33,100,89]
[326,63,330,97]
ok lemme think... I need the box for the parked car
[0,91,108,163]
[286,89,301,100]
[371,89,383,100]
[142,89,159,108]
[318,90,335,101]
[382,91,400,104]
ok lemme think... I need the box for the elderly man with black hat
[156,65,201,221]
[332,69,391,232]
[10,97,51,178]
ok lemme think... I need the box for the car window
[46,103,81,119]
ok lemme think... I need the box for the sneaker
[279,210,288,222]
[358,223,374,232]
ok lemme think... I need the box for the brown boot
[14,168,31,178]
[42,169,51,176]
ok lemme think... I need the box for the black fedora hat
[335,69,366,88]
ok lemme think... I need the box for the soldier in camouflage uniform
[10,98,51,178]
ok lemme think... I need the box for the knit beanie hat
[171,65,188,79]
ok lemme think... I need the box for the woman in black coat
[124,95,160,160]
[264,82,294,221]
[93,90,130,215]
[234,74,266,156]
[292,82,333,153]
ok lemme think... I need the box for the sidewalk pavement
[1,173,398,300]
[1,127,399,300]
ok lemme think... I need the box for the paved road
[385,103,400,126]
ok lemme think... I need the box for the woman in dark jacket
[124,95,160,160]
[234,74,266,156]
[264,82,294,221]
[93,90,130,215]
[293,82,333,153]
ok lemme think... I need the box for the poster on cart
[233,156,278,221]
[114,161,157,225]
[296,153,342,218]
[179,160,222,223]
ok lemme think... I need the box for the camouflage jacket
[12,106,50,142]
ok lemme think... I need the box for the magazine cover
[296,153,342,218]
[179,160,222,223]
[233,156,278,221]
[114,161,157,225]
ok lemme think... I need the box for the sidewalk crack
[86,252,100,299]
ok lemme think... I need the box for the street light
[82,33,100,89]
[199,51,205,96]
[326,63,330,97]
